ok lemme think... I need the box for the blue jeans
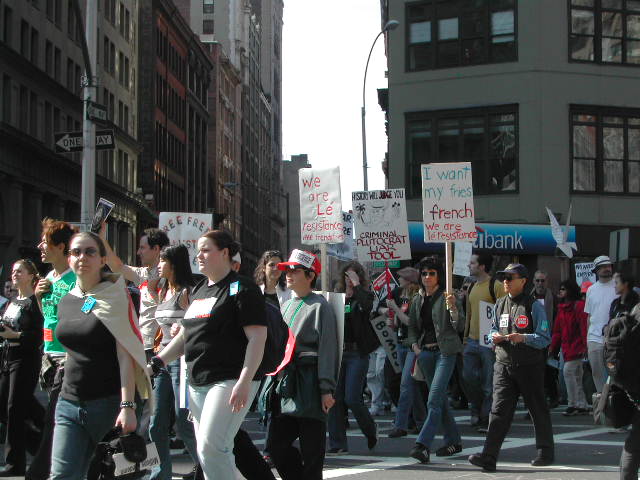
[462,339,495,419]
[416,350,461,449]
[328,350,377,449]
[149,359,198,480]
[50,395,120,480]
[394,345,426,431]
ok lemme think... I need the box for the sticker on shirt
[499,314,509,328]
[81,296,97,314]
[541,320,549,332]
[230,281,239,296]
[344,304,351,314]
[44,328,54,342]
[515,315,529,329]
[184,297,218,319]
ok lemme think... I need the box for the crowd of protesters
[2,215,640,479]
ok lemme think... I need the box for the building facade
[384,0,640,283]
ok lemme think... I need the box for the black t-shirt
[1,295,44,356]
[421,295,437,345]
[56,293,120,401]
[182,271,267,386]
[264,292,279,307]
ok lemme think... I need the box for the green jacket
[407,289,465,355]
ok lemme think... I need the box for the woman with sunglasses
[50,232,151,480]
[254,250,291,307]
[407,257,464,463]
[0,259,45,476]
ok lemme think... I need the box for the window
[124,104,129,133]
[44,101,52,144]
[45,40,52,75]
[54,47,61,82]
[29,92,38,137]
[124,9,130,41]
[110,42,115,74]
[571,106,640,193]
[19,86,28,131]
[46,0,54,20]
[2,6,12,46]
[203,19,214,34]
[118,100,124,128]
[406,0,516,71]
[103,36,109,70]
[30,28,39,65]
[405,105,518,197]
[119,2,125,36]
[21,20,29,57]
[570,0,640,64]
[118,51,124,84]
[66,58,74,90]
[67,0,75,38]
[55,0,62,26]
[203,0,214,14]
[124,57,129,89]
[2,75,11,123]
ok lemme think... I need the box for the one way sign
[54,130,115,153]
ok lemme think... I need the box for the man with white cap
[585,255,618,393]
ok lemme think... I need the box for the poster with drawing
[352,188,411,262]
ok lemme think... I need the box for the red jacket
[550,300,588,362]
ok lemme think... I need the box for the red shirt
[550,300,588,362]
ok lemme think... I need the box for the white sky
[282,1,390,210]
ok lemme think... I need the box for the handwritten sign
[453,242,473,277]
[327,212,356,261]
[369,315,402,373]
[352,188,411,262]
[299,167,343,245]
[421,162,477,243]
[479,300,495,348]
[574,262,596,286]
[159,212,213,273]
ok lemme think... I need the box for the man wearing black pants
[468,264,554,472]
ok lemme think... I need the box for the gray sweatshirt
[282,292,339,394]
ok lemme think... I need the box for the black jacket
[345,286,379,356]
[609,290,640,321]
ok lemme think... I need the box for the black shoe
[548,399,560,409]
[468,453,496,472]
[562,406,579,416]
[409,443,430,464]
[435,444,462,456]
[327,447,348,455]
[531,454,554,466]
[387,428,407,438]
[0,465,25,477]
[170,437,185,449]
[367,433,378,450]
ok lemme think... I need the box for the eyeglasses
[503,275,522,282]
[70,247,99,258]
[559,287,566,291]
[421,271,437,277]
[534,279,546,283]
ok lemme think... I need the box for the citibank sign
[408,222,577,255]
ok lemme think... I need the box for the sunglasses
[559,287,566,291]
[503,275,522,282]
[421,271,437,277]
[534,279,546,283]
[70,247,99,258]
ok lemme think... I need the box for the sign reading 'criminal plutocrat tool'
[352,188,411,262]
[421,162,477,243]
[298,167,344,244]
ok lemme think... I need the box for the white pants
[587,341,607,393]
[563,359,587,408]
[367,346,387,410]
[188,379,260,480]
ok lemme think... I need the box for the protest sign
[453,242,473,277]
[298,167,344,245]
[421,162,477,243]
[371,268,399,304]
[159,212,213,273]
[327,211,356,261]
[352,188,411,262]
[479,300,495,348]
[369,315,402,373]
[574,262,596,286]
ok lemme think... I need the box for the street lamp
[361,19,399,191]
[223,182,291,255]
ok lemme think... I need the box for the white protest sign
[453,242,473,277]
[299,167,344,245]
[327,212,356,261]
[479,300,495,348]
[352,188,411,262]
[113,442,160,476]
[370,315,402,373]
[421,162,477,243]
[574,262,596,286]
[159,212,213,273]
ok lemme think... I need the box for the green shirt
[41,268,76,354]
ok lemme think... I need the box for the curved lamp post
[361,19,399,191]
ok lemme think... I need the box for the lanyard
[283,296,307,328]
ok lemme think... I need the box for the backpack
[604,310,640,398]
[256,301,290,377]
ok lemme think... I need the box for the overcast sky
[282,1,391,209]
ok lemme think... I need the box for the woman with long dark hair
[254,250,291,307]
[549,279,588,416]
[149,245,198,480]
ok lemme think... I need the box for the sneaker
[409,443,430,464]
[468,453,496,472]
[435,444,462,457]
[562,407,579,416]
[326,448,348,455]
[387,428,407,438]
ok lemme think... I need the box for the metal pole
[361,30,384,192]
[80,0,98,226]
[285,191,290,255]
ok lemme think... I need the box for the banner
[421,162,477,243]
[159,212,213,274]
[298,167,344,245]
[478,300,495,348]
[351,188,411,262]
[327,212,356,261]
[453,242,473,277]
[574,262,596,286]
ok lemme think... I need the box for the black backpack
[256,301,290,377]
[604,310,640,398]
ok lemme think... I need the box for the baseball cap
[592,255,613,273]
[497,263,529,278]
[277,249,321,275]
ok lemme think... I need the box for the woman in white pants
[148,230,268,480]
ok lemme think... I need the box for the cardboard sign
[369,315,402,373]
[352,189,411,262]
[421,162,477,243]
[478,300,495,348]
[453,242,473,277]
[113,442,160,477]
[371,269,399,303]
[327,212,356,261]
[299,167,344,244]
[159,212,213,274]
[574,262,596,286]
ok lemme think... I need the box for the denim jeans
[367,346,387,411]
[328,350,376,449]
[149,359,198,480]
[416,350,461,449]
[462,339,495,420]
[50,395,120,480]
[394,345,426,431]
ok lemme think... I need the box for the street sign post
[54,130,115,153]
[86,101,108,122]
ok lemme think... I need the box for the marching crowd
[0,217,639,480]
